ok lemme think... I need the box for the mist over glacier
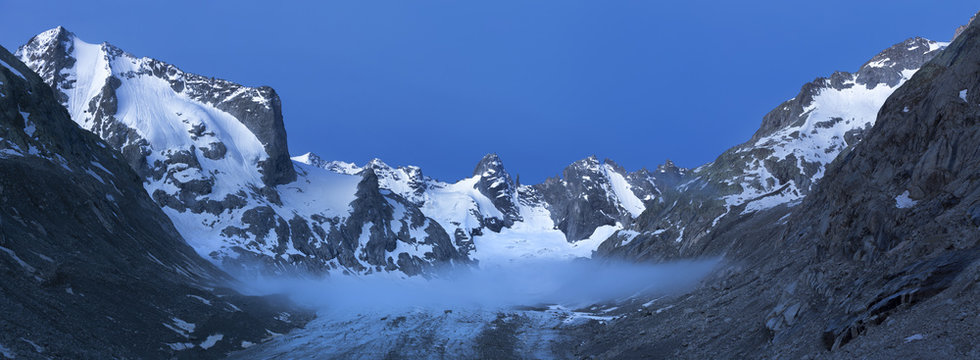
[237,258,721,314]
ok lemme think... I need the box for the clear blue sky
[1,1,977,183]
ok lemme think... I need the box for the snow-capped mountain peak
[17,27,472,276]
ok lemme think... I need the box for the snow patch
[165,317,196,337]
[166,342,194,351]
[187,294,212,305]
[602,164,645,217]
[895,190,918,209]
[904,333,924,343]
[199,334,224,350]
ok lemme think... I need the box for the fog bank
[238,258,721,314]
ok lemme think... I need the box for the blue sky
[1,1,977,183]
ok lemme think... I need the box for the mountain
[21,24,943,277]
[566,13,980,359]
[17,27,470,276]
[598,35,950,260]
[295,152,663,264]
[533,156,678,241]
[472,153,522,231]
[0,44,309,359]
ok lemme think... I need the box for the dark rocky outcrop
[534,156,664,241]
[326,169,471,276]
[472,153,522,231]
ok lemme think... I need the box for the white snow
[63,38,111,124]
[422,175,505,234]
[616,230,642,246]
[602,164,646,217]
[472,201,619,266]
[904,333,924,343]
[83,168,106,184]
[960,89,969,102]
[166,342,194,351]
[199,334,224,350]
[865,57,891,68]
[726,56,933,216]
[20,109,34,137]
[895,190,918,209]
[187,294,212,305]
[166,317,196,337]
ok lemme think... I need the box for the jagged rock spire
[472,153,521,230]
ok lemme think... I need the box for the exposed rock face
[782,23,980,351]
[533,156,665,241]
[17,26,295,188]
[599,35,949,259]
[472,153,521,231]
[326,169,469,276]
[17,27,470,277]
[568,13,980,359]
[0,45,309,359]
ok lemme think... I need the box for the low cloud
[236,258,721,314]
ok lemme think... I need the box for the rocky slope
[598,35,950,260]
[566,13,980,359]
[532,156,677,241]
[0,44,309,359]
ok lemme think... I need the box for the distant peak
[473,153,506,177]
[34,26,76,45]
[568,155,601,171]
[46,26,72,37]
[480,153,501,162]
[366,158,391,170]
[657,159,679,173]
[291,152,322,164]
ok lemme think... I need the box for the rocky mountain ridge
[17,27,474,277]
[598,35,950,260]
[12,24,953,279]
[0,43,309,359]
[565,13,980,359]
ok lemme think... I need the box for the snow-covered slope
[18,27,470,276]
[0,43,310,358]
[295,152,663,263]
[599,36,949,258]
